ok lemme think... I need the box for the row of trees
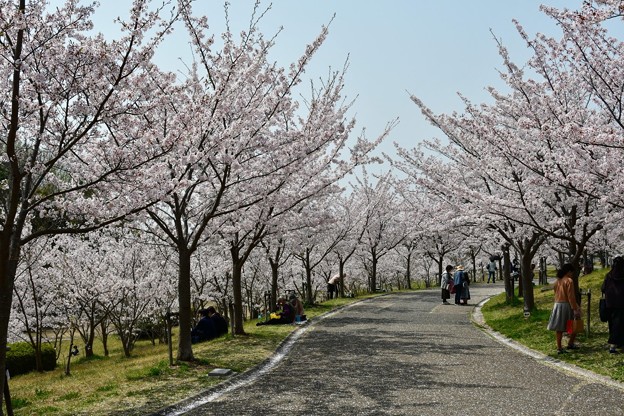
[393,0,624,310]
[2,1,624,413]
[4,175,428,367]
[0,0,399,408]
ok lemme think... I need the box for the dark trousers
[455,285,462,304]
[487,271,495,283]
[327,283,336,299]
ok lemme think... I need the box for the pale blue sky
[76,1,585,164]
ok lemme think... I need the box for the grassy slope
[482,267,624,383]
[6,295,374,415]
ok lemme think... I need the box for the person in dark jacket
[460,270,471,305]
[207,306,228,336]
[191,309,217,343]
[602,256,624,354]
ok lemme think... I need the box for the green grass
[5,290,385,416]
[482,267,624,382]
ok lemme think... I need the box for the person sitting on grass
[206,306,229,336]
[191,308,217,343]
[289,292,306,322]
[256,297,295,326]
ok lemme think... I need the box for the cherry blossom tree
[137,1,335,352]
[191,243,231,318]
[262,235,292,311]
[393,0,624,309]
[142,1,394,343]
[0,0,179,401]
[328,191,369,296]
[11,236,64,371]
[352,170,406,292]
[291,199,342,305]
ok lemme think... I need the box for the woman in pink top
[546,263,581,354]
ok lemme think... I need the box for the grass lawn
[5,294,380,415]
[481,267,624,383]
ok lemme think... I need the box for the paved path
[156,284,624,415]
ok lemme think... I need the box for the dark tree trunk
[503,245,514,302]
[230,245,247,335]
[405,252,412,289]
[100,319,110,357]
[338,261,346,298]
[0,233,22,412]
[176,248,194,361]
[370,250,378,292]
[521,252,535,311]
[269,258,279,312]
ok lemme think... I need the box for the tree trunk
[567,239,583,306]
[305,264,313,305]
[302,250,314,305]
[176,249,194,361]
[436,256,443,286]
[370,251,378,292]
[518,262,524,298]
[65,326,77,376]
[100,319,109,357]
[0,234,21,413]
[121,333,132,358]
[34,339,43,373]
[338,260,346,297]
[1,4,26,409]
[269,258,279,312]
[521,251,535,311]
[82,310,96,358]
[503,246,514,302]
[230,245,247,335]
[231,262,246,334]
[405,252,412,289]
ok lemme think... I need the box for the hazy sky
[84,1,584,166]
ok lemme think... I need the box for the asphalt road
[154,284,624,416]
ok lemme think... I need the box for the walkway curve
[151,300,372,416]
[153,285,624,415]
[473,297,624,392]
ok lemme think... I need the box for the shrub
[6,342,56,376]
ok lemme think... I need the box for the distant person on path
[601,256,624,354]
[487,259,497,283]
[191,309,217,343]
[256,298,295,326]
[441,265,454,305]
[206,306,229,337]
[546,263,581,354]
[460,270,471,305]
[453,265,466,305]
